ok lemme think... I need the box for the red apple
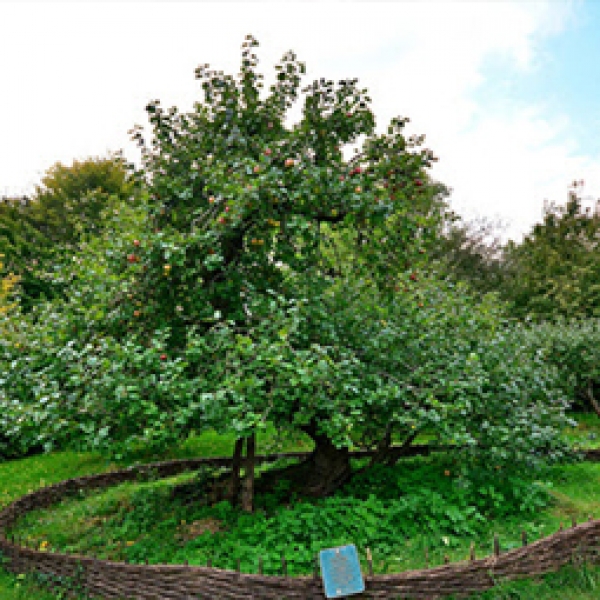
[264,148,272,156]
[225,206,230,213]
[415,179,423,187]
[160,354,167,361]
[253,165,260,174]
[127,254,137,263]
[410,273,417,281]
[133,239,140,247]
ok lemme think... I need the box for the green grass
[2,415,600,599]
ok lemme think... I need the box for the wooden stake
[424,546,429,568]
[313,555,319,579]
[207,558,212,568]
[444,554,450,564]
[366,547,374,576]
[241,431,256,513]
[237,558,241,573]
[259,556,263,575]
[469,542,476,561]
[281,554,287,577]
[230,438,244,506]
[572,517,577,528]
[521,531,528,546]
[493,534,500,557]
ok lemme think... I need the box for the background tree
[430,215,507,297]
[502,181,600,321]
[0,155,136,310]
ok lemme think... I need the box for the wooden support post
[230,437,244,506]
[207,558,212,568]
[259,556,263,575]
[366,547,374,576]
[236,558,241,573]
[444,554,450,565]
[521,531,528,546]
[241,431,256,513]
[469,542,476,561]
[572,517,577,528]
[281,554,287,577]
[493,534,500,557]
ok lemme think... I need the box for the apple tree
[54,36,570,508]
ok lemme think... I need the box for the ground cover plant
[2,416,600,599]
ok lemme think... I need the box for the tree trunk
[296,423,353,498]
[240,432,256,512]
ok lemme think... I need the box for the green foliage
[29,154,135,245]
[431,216,507,297]
[0,195,148,460]
[502,184,600,321]
[0,155,136,311]
[0,37,573,478]
[8,455,552,577]
[517,319,600,414]
[65,35,567,470]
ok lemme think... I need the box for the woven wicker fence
[1,449,600,600]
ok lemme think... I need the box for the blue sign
[319,544,365,598]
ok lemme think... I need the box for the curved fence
[1,449,600,599]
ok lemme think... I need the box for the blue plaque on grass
[319,544,365,598]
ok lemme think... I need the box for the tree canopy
[502,182,600,321]
[0,37,572,508]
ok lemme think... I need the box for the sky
[1,0,599,243]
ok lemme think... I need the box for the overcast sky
[1,0,599,242]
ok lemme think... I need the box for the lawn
[2,416,600,600]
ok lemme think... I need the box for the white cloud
[1,0,596,242]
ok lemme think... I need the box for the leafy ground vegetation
[2,417,600,599]
[3,35,600,599]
